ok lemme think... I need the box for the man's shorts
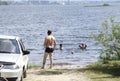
[45,47,54,53]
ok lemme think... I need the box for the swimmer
[79,43,87,49]
[71,51,74,54]
[60,44,63,50]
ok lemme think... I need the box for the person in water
[41,30,56,69]
[79,43,87,49]
[60,44,63,50]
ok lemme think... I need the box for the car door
[19,40,28,68]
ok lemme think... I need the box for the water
[0,3,120,66]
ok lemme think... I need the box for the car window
[0,39,20,54]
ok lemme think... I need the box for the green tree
[91,17,120,62]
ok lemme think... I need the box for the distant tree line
[0,0,8,5]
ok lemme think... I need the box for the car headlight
[3,64,19,70]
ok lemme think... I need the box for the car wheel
[20,75,23,81]
[23,69,27,78]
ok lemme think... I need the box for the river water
[0,2,120,66]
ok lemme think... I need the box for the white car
[0,35,30,81]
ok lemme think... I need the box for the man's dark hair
[47,30,52,35]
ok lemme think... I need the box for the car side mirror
[23,50,30,55]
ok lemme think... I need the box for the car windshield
[0,39,20,54]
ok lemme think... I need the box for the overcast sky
[4,0,118,1]
[2,0,119,1]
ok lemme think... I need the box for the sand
[24,65,91,81]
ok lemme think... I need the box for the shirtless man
[42,30,56,69]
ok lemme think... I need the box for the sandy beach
[24,65,91,81]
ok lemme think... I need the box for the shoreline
[28,64,87,70]
[28,61,93,68]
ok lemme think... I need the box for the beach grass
[80,61,120,81]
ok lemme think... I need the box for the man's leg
[49,53,53,68]
[42,52,48,69]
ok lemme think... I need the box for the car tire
[20,75,23,81]
[23,69,27,78]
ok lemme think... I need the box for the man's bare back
[44,35,56,49]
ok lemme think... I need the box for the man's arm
[54,38,56,49]
[44,37,47,48]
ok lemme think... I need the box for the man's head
[47,30,52,35]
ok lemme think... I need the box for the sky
[2,0,119,1]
